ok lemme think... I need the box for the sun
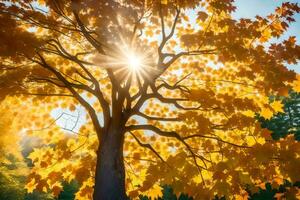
[127,53,142,71]
[93,42,158,84]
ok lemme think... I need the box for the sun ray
[91,30,161,87]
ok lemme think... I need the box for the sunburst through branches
[127,52,142,71]
[93,41,158,86]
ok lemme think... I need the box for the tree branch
[128,131,165,163]
[183,134,252,149]
[125,124,210,173]
[43,39,111,130]
[71,1,106,55]
[135,111,179,122]
[34,52,103,139]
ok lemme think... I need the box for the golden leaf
[260,107,273,120]
[270,100,284,113]
[292,74,300,92]
[161,0,168,5]
[25,178,37,193]
[259,29,272,43]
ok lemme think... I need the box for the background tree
[1,0,300,199]
[259,90,300,141]
[0,100,28,199]
[0,101,53,200]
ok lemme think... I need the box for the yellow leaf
[25,178,37,193]
[161,0,167,4]
[146,185,162,199]
[235,194,248,200]
[182,15,189,21]
[292,74,300,92]
[242,110,255,118]
[259,29,272,43]
[197,11,208,22]
[69,104,76,111]
[260,107,273,120]
[75,178,94,200]
[145,30,154,37]
[270,100,284,113]
[272,21,283,31]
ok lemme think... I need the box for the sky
[233,0,300,72]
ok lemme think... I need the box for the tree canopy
[0,0,300,199]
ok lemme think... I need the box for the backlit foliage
[1,0,300,199]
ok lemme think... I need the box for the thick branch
[135,112,179,122]
[43,39,111,129]
[34,52,103,139]
[126,124,179,138]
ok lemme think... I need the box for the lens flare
[92,36,159,86]
[127,53,141,71]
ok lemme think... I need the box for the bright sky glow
[127,52,142,71]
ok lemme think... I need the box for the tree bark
[93,126,127,200]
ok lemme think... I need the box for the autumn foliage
[1,0,300,199]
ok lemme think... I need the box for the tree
[1,0,300,199]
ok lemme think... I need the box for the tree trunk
[93,126,127,200]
